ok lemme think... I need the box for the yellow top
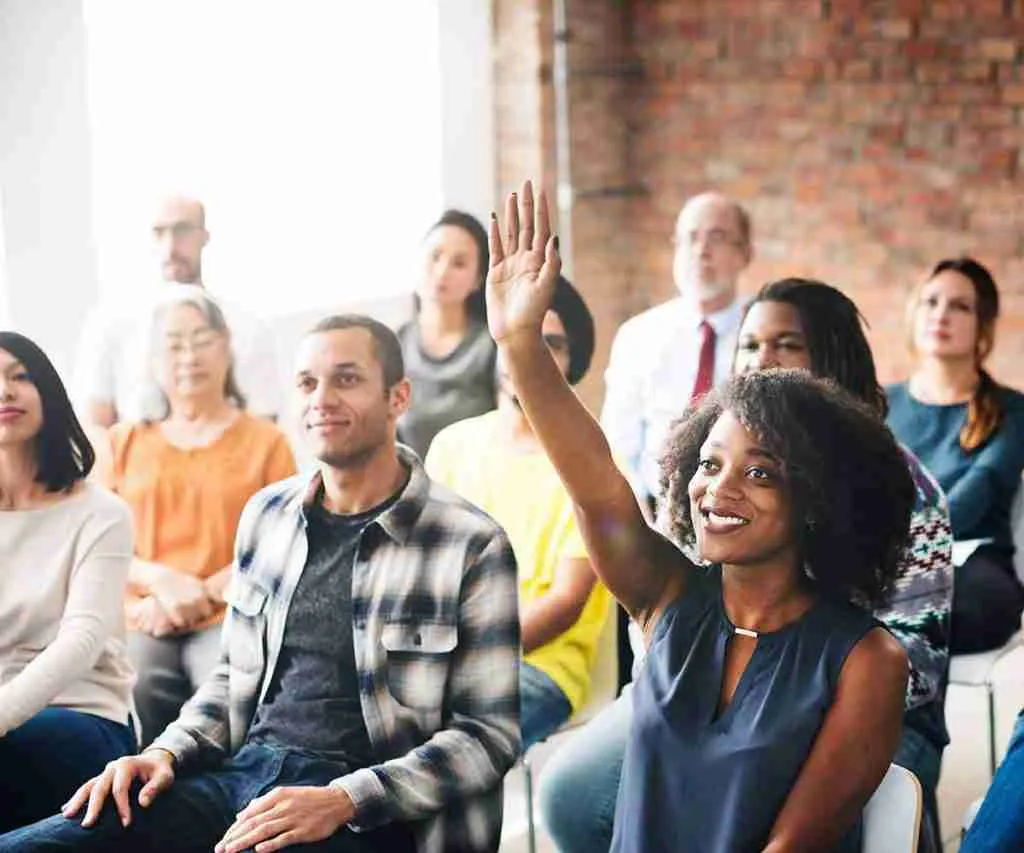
[105,412,297,631]
[426,411,611,713]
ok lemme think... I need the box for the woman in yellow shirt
[105,288,295,744]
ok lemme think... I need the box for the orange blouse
[105,413,297,629]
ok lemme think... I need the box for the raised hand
[485,180,562,345]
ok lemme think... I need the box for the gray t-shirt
[397,319,496,458]
[245,491,400,767]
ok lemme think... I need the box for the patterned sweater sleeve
[875,450,953,711]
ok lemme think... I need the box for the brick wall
[493,0,1024,402]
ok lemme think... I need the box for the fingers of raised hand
[534,187,552,253]
[505,190,520,255]
[519,180,535,252]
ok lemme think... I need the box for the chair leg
[987,680,998,780]
[524,755,537,853]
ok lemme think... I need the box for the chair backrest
[862,764,922,853]
[568,600,619,727]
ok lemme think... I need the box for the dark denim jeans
[0,708,135,833]
[0,743,416,853]
[520,661,572,752]
[961,712,1024,852]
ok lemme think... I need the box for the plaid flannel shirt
[151,447,522,853]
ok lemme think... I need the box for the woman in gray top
[397,210,496,458]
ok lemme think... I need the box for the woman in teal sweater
[887,257,1024,654]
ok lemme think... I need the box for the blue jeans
[892,724,943,853]
[0,708,135,833]
[521,661,572,751]
[537,684,632,853]
[961,712,1024,852]
[0,743,416,852]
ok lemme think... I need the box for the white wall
[0,0,99,377]
[0,1,495,379]
[437,0,496,223]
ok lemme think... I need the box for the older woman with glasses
[103,287,296,746]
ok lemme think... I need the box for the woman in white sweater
[0,332,135,831]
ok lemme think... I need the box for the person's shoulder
[616,298,684,341]
[234,412,289,444]
[78,481,132,519]
[421,476,509,544]
[108,420,158,453]
[998,384,1024,413]
[884,380,910,401]
[898,443,946,511]
[432,411,496,447]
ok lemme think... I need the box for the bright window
[82,0,444,317]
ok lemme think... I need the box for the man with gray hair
[600,191,753,508]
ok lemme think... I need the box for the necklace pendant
[733,626,759,639]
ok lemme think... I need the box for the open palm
[485,180,562,344]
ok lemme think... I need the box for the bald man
[73,196,282,426]
[600,191,753,505]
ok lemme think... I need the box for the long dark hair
[0,332,94,491]
[743,278,887,417]
[660,370,914,608]
[920,257,1001,452]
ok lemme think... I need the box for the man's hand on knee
[61,749,176,828]
[215,786,356,853]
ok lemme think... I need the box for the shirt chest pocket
[226,576,270,673]
[379,622,457,714]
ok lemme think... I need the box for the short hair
[550,276,595,385]
[0,332,95,491]
[147,287,246,419]
[309,315,405,388]
[425,210,490,322]
[744,278,887,417]
[659,370,914,609]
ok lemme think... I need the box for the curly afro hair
[658,369,914,609]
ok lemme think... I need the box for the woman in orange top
[105,288,295,745]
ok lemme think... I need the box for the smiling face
[294,328,410,469]
[912,269,985,361]
[734,301,812,375]
[0,348,43,448]
[687,410,796,569]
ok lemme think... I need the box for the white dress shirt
[600,296,745,499]
[73,287,282,422]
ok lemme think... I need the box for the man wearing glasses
[600,190,753,513]
[73,195,281,427]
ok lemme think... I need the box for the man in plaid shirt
[0,315,521,853]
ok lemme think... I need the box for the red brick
[977,39,1020,62]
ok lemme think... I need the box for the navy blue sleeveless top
[612,566,880,853]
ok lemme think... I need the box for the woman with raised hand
[489,182,911,852]
[105,287,296,745]
[0,332,135,831]
[397,209,496,458]
[888,257,1024,654]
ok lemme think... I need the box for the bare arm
[489,182,690,626]
[521,557,596,653]
[762,628,908,853]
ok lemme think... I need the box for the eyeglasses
[543,333,570,353]
[153,222,202,241]
[671,228,744,250]
[164,331,219,355]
